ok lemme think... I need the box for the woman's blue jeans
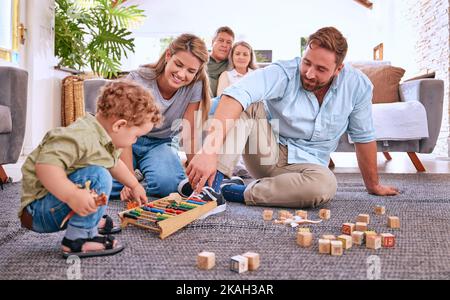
[111,136,186,198]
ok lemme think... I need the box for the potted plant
[55,0,145,78]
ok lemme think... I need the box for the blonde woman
[112,33,211,200]
[216,41,258,96]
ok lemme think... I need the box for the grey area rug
[1,173,450,280]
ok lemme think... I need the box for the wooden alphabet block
[388,216,400,229]
[330,240,343,256]
[337,234,353,249]
[318,239,331,254]
[295,210,308,219]
[319,209,331,220]
[263,209,273,221]
[297,232,313,247]
[298,227,311,233]
[374,205,385,215]
[366,235,381,250]
[342,223,355,235]
[230,255,248,273]
[242,252,260,271]
[365,231,377,238]
[278,210,289,219]
[321,234,336,240]
[355,222,368,232]
[380,233,396,248]
[356,214,370,224]
[197,251,215,270]
[351,231,365,245]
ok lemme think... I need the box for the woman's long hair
[141,34,211,122]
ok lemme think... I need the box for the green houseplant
[55,0,145,78]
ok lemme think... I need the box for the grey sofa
[334,78,444,171]
[0,66,28,185]
[83,78,111,115]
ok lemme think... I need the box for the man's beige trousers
[217,102,337,208]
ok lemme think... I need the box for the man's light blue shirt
[222,57,375,166]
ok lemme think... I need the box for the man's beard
[301,76,335,92]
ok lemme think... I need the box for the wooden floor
[3,152,450,183]
[330,152,450,174]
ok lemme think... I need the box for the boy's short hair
[96,80,162,126]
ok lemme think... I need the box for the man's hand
[66,188,98,216]
[186,151,218,193]
[367,184,400,196]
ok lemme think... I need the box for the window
[0,0,19,62]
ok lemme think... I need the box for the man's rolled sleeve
[347,84,376,143]
[222,64,288,110]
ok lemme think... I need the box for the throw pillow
[352,64,405,104]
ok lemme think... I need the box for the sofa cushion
[352,64,405,103]
[0,105,12,133]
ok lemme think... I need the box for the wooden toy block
[351,231,365,245]
[342,223,355,235]
[366,235,381,250]
[330,240,343,256]
[388,216,400,229]
[319,209,331,220]
[278,210,289,219]
[242,252,260,271]
[321,234,336,240]
[380,233,396,248]
[297,232,313,247]
[337,234,353,249]
[197,251,215,270]
[365,230,377,238]
[318,239,331,254]
[356,214,370,224]
[298,227,310,233]
[374,205,385,215]
[355,222,368,232]
[295,210,308,219]
[263,209,273,221]
[230,255,248,273]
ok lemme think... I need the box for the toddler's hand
[67,188,97,216]
[129,184,148,206]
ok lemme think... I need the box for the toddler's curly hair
[96,80,162,126]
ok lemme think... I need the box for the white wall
[11,0,421,153]
[22,0,64,154]
[124,0,418,73]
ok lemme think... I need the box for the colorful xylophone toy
[118,193,217,239]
